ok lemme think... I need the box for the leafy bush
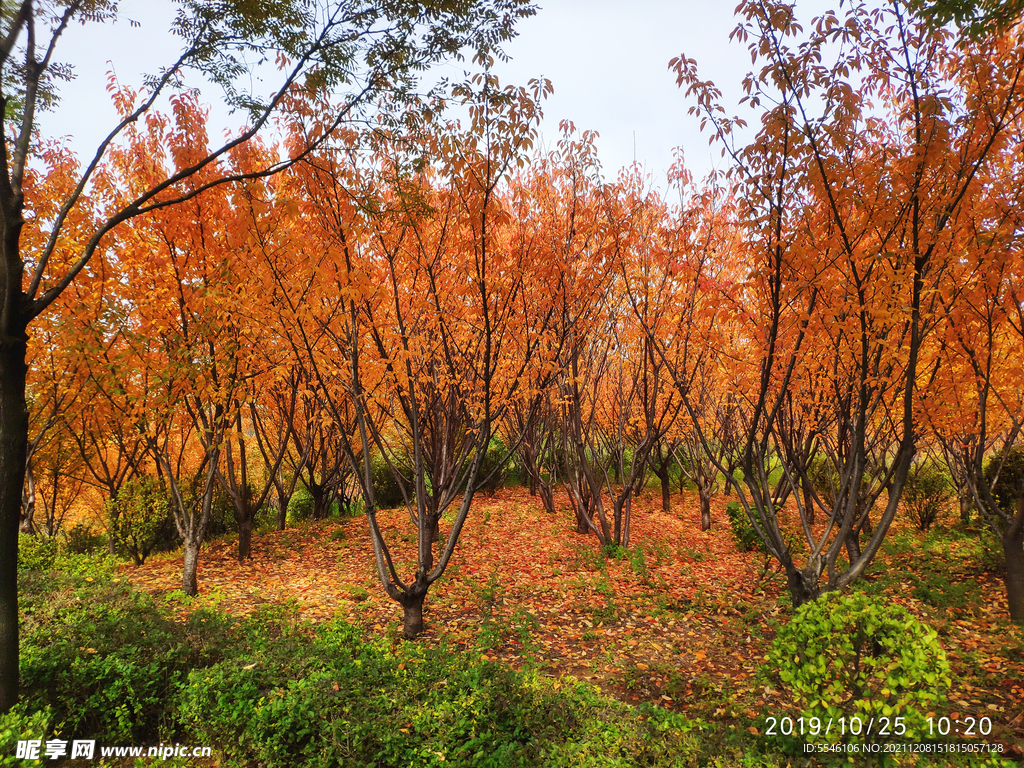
[902,460,954,531]
[371,452,406,509]
[61,522,106,555]
[18,570,228,744]
[286,485,315,523]
[725,501,763,553]
[765,590,950,742]
[983,445,1024,513]
[106,476,176,565]
[17,533,57,572]
[0,704,53,767]
[474,436,509,496]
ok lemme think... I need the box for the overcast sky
[38,1,831,185]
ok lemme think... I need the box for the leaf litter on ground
[127,487,1024,751]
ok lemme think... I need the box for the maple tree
[496,125,608,522]
[518,126,633,541]
[620,170,736,531]
[921,118,1024,621]
[21,314,88,536]
[351,77,548,638]
[502,389,559,514]
[249,365,326,529]
[590,169,686,544]
[93,90,262,589]
[259,68,553,638]
[669,0,1024,607]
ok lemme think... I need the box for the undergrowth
[11,557,710,767]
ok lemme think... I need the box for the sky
[37,1,830,186]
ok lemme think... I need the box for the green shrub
[0,704,53,767]
[17,533,57,572]
[286,485,315,523]
[14,548,715,767]
[983,445,1024,513]
[725,501,764,553]
[21,576,192,743]
[106,477,176,565]
[902,460,954,531]
[371,452,406,509]
[474,436,509,496]
[765,590,950,742]
[51,551,120,581]
[61,522,106,555]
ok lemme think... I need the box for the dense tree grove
[5,0,1024,715]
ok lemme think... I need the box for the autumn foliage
[14,3,1024,657]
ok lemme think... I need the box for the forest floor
[128,487,1024,756]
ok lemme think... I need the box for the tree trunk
[786,565,821,608]
[658,467,671,512]
[538,482,555,516]
[237,511,253,562]
[959,495,972,527]
[802,475,815,526]
[276,484,289,531]
[1004,529,1024,624]
[613,500,622,545]
[1003,493,1024,624]
[575,505,590,534]
[399,589,427,639]
[19,462,33,534]
[722,463,735,495]
[310,483,327,520]
[859,507,873,536]
[845,530,861,564]
[621,496,631,549]
[846,503,864,563]
[0,330,29,713]
[699,488,711,531]
[182,538,201,596]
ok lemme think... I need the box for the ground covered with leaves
[124,487,1024,763]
